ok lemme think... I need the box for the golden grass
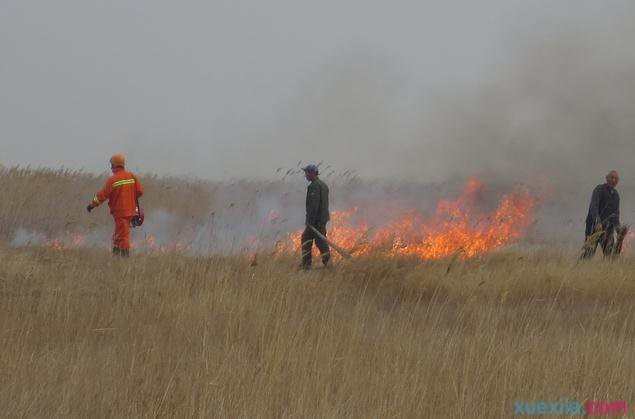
[0,167,220,241]
[1,167,634,417]
[1,246,634,418]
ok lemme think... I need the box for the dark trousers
[582,223,616,259]
[301,225,330,268]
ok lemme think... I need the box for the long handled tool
[308,225,352,259]
[580,226,604,259]
[614,224,629,255]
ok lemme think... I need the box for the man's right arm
[134,175,143,198]
[588,186,601,223]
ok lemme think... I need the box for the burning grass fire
[276,178,538,260]
[24,178,538,260]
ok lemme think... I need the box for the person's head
[303,164,319,181]
[606,170,619,188]
[110,154,126,171]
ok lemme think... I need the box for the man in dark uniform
[582,170,622,258]
[301,164,330,269]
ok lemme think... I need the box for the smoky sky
[1,0,633,181]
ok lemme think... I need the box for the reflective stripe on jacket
[93,168,144,217]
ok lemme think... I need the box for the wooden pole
[307,225,352,259]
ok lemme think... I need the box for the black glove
[86,205,93,213]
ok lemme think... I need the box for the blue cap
[302,164,319,174]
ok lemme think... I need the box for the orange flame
[135,233,191,253]
[277,179,538,260]
[39,179,538,258]
[45,232,86,250]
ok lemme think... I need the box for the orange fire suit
[91,168,143,250]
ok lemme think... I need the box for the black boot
[112,247,121,256]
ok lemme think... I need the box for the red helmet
[131,207,144,227]
[110,153,126,168]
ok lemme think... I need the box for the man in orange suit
[87,154,144,256]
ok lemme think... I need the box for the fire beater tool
[308,224,352,259]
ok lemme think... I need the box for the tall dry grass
[1,247,634,417]
[0,167,220,241]
[1,168,634,417]
[0,167,359,250]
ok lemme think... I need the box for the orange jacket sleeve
[92,179,113,207]
[134,175,143,198]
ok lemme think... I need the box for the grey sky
[0,0,632,178]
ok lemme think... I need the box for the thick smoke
[413,25,635,187]
[7,5,635,252]
[410,14,635,242]
[262,11,635,245]
[269,14,635,187]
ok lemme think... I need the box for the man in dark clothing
[301,164,330,269]
[582,170,622,258]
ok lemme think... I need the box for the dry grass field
[2,249,635,417]
[1,168,634,417]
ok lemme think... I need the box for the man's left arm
[87,180,112,212]
[306,183,320,226]
[320,183,329,226]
